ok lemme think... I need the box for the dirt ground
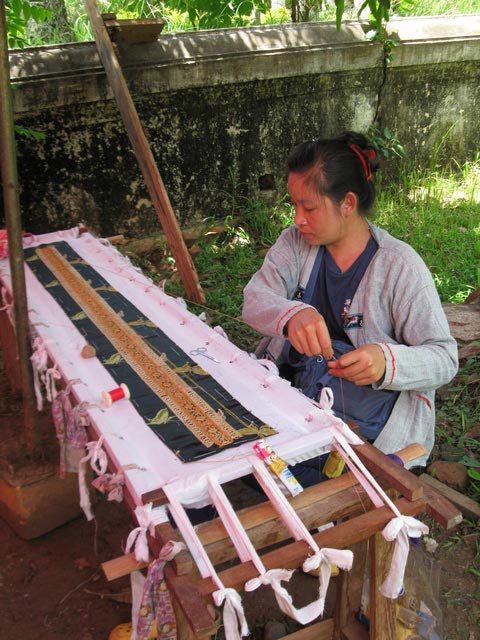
[0,353,479,640]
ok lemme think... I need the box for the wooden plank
[420,473,480,520]
[351,440,424,501]
[102,552,149,582]
[103,17,165,43]
[340,620,369,640]
[334,540,367,639]
[368,491,398,640]
[419,479,463,529]
[369,531,397,640]
[282,618,335,639]
[85,0,205,304]
[195,442,432,566]
[164,564,219,639]
[196,496,427,595]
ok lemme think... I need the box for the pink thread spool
[102,383,130,407]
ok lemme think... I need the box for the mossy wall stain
[7,71,378,237]
[2,21,480,239]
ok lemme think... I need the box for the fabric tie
[318,387,335,413]
[133,540,186,640]
[78,436,108,520]
[379,515,429,598]
[0,285,14,326]
[66,401,90,449]
[30,336,49,411]
[44,364,61,402]
[245,568,330,625]
[91,471,125,502]
[52,380,84,477]
[52,385,74,478]
[302,548,353,615]
[126,503,156,564]
[212,588,249,640]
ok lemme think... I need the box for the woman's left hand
[327,344,386,386]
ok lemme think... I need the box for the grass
[160,157,479,316]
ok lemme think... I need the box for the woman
[242,131,458,484]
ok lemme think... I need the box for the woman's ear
[341,191,358,216]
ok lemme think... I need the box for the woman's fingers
[328,344,386,385]
[286,308,333,358]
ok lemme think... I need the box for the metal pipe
[0,0,39,457]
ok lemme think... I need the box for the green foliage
[165,0,271,29]
[14,124,46,139]
[261,6,291,25]
[375,158,479,303]
[367,124,405,159]
[435,354,480,502]
[5,0,52,48]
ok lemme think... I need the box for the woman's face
[288,171,344,246]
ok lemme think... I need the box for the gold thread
[37,246,241,448]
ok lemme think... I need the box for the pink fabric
[134,541,185,640]
[379,516,429,598]
[0,229,35,259]
[91,470,125,502]
[208,476,264,573]
[52,380,87,477]
[126,504,156,564]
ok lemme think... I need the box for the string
[328,354,346,423]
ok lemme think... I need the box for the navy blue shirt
[310,235,378,341]
[288,235,399,441]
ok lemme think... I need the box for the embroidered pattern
[37,245,240,448]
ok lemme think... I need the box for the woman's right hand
[286,308,333,359]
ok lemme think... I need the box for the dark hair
[287,131,379,215]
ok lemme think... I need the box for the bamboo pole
[0,0,39,456]
[84,0,205,304]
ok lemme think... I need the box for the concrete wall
[3,15,480,237]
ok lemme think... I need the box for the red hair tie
[350,144,374,181]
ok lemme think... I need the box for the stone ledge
[9,16,480,112]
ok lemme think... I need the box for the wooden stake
[0,0,39,456]
[84,0,205,304]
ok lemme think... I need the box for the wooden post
[0,0,39,456]
[84,0,205,304]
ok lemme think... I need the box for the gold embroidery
[37,246,240,448]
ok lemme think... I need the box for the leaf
[335,0,345,32]
[148,408,174,425]
[21,1,30,21]
[103,353,124,365]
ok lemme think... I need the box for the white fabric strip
[207,476,265,575]
[78,435,108,520]
[163,484,249,640]
[126,503,156,564]
[324,414,430,601]
[249,456,353,618]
